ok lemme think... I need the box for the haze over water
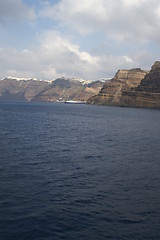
[0,102,160,240]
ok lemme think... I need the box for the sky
[0,0,160,80]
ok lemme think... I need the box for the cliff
[0,78,49,101]
[87,68,148,105]
[2,61,160,108]
[120,61,160,108]
[0,77,103,102]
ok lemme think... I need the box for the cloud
[0,0,36,25]
[0,30,157,80]
[39,0,160,44]
[0,30,101,79]
[1,1,159,80]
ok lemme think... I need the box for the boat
[64,100,85,104]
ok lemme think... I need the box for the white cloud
[39,0,160,43]
[0,30,157,80]
[35,30,102,79]
[0,0,36,25]
[123,56,133,64]
[0,0,159,80]
[39,0,109,35]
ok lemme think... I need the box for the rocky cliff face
[0,78,49,101]
[0,77,103,102]
[32,78,103,102]
[2,61,160,108]
[87,68,148,105]
[120,61,160,108]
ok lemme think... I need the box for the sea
[0,102,160,240]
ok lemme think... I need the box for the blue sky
[0,0,160,80]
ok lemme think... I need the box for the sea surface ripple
[0,102,160,240]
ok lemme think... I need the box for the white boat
[65,100,85,104]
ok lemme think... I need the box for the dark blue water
[0,102,160,240]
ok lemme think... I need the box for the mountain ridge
[0,77,104,102]
[1,61,160,108]
[87,68,148,105]
[87,61,160,108]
